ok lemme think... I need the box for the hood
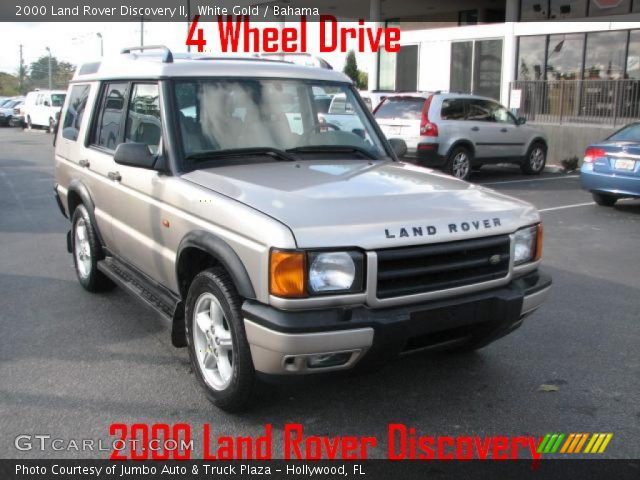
[182,160,539,249]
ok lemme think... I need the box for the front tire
[445,146,473,180]
[185,268,255,412]
[592,192,617,207]
[71,205,114,292]
[48,118,55,134]
[521,142,547,175]
[26,116,32,130]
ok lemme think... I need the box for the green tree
[0,72,21,96]
[343,50,359,84]
[27,55,75,90]
[357,70,368,90]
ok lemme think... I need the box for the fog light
[306,352,354,369]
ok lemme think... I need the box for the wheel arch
[446,140,476,159]
[67,180,106,248]
[528,137,548,151]
[176,231,256,302]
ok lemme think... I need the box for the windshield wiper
[286,145,380,160]
[184,147,296,163]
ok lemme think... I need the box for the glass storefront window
[627,30,640,79]
[588,0,631,16]
[521,0,550,20]
[584,31,628,79]
[549,0,587,18]
[517,36,546,80]
[474,39,503,100]
[378,49,396,91]
[450,41,473,94]
[546,33,584,80]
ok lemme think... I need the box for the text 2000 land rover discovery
[53,47,551,411]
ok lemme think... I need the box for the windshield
[51,94,65,107]
[608,123,640,143]
[174,79,386,164]
[374,97,425,120]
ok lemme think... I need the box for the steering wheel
[311,122,341,133]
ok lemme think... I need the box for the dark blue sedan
[581,122,640,206]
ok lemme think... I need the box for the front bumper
[243,270,551,375]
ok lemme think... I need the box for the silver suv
[374,93,548,180]
[53,47,551,411]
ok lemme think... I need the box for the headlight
[309,252,358,293]
[270,249,364,298]
[514,224,543,265]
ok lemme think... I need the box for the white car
[23,90,67,132]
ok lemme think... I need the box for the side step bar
[97,257,186,346]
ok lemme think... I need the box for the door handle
[108,171,121,182]
[78,159,90,168]
[471,126,480,131]
[500,128,508,132]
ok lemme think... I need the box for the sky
[0,21,372,77]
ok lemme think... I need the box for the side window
[93,82,128,151]
[36,94,43,106]
[466,99,493,122]
[62,85,90,141]
[125,83,161,154]
[440,98,466,120]
[491,103,516,125]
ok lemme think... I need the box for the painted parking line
[480,175,579,186]
[539,202,595,212]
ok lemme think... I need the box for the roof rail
[121,45,173,63]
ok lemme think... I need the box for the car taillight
[420,96,438,137]
[584,147,606,164]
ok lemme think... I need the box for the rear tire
[521,142,547,175]
[185,267,255,412]
[71,205,114,292]
[445,146,473,181]
[592,192,617,207]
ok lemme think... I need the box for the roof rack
[121,45,173,63]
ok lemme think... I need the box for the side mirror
[517,117,527,125]
[114,143,156,169]
[388,138,407,157]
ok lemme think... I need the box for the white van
[23,90,67,132]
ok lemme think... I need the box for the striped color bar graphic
[538,433,613,454]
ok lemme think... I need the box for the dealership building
[296,0,640,160]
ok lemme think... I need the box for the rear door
[465,99,523,159]
[374,96,425,150]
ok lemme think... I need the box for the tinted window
[473,39,503,100]
[608,124,640,142]
[451,41,473,94]
[440,99,466,120]
[51,94,65,107]
[62,85,90,141]
[374,97,425,120]
[125,83,161,154]
[94,82,128,150]
[627,30,640,80]
[467,99,514,124]
[549,0,586,18]
[520,0,549,20]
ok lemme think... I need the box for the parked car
[580,122,640,206]
[23,89,66,132]
[374,93,549,180]
[9,101,26,127]
[54,46,550,411]
[0,98,24,126]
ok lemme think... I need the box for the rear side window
[374,97,425,120]
[93,82,128,151]
[440,98,466,120]
[62,85,90,141]
[51,94,65,107]
[125,83,161,154]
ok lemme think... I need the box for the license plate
[614,159,635,171]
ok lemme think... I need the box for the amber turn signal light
[535,223,544,261]
[270,250,306,298]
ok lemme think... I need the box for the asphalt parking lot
[0,127,638,459]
